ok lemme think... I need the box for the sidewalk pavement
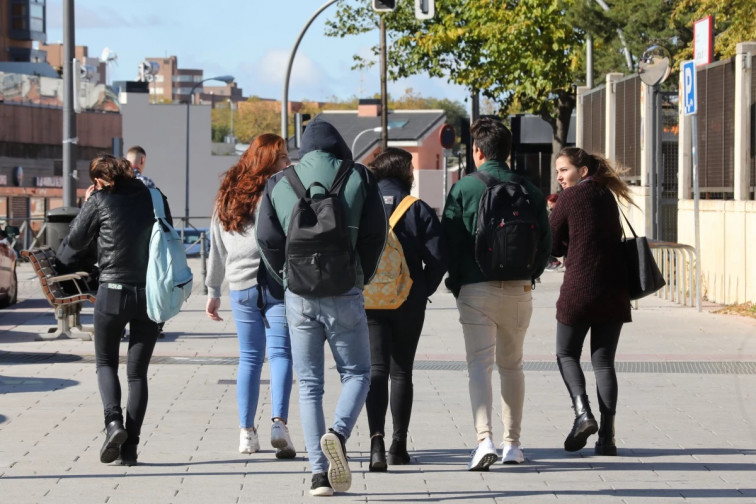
[1,259,755,504]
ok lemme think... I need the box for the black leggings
[94,283,159,443]
[365,303,426,441]
[556,321,623,415]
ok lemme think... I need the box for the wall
[120,92,239,228]
[677,200,756,304]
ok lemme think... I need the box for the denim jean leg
[286,290,328,473]
[230,287,267,429]
[323,288,371,440]
[264,295,293,421]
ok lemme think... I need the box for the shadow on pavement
[0,374,79,394]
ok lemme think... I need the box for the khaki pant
[457,281,533,444]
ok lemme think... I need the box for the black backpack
[472,171,540,281]
[283,160,356,296]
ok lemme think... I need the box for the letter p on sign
[683,60,697,116]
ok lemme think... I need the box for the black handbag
[619,208,665,300]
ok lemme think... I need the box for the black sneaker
[309,472,333,497]
[320,429,350,492]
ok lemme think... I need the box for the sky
[45,0,471,108]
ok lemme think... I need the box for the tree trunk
[543,91,576,194]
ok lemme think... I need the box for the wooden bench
[21,246,97,341]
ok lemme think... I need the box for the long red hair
[216,133,287,232]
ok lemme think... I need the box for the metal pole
[648,85,657,239]
[200,232,208,295]
[442,150,448,206]
[281,0,341,139]
[380,14,388,151]
[586,34,593,88]
[62,0,77,207]
[692,115,701,311]
[654,88,663,239]
[185,99,191,228]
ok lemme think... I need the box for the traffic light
[415,0,435,19]
[372,0,396,12]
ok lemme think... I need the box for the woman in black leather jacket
[68,154,171,466]
[364,148,447,470]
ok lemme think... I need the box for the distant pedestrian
[205,134,296,458]
[67,154,171,466]
[363,148,447,471]
[126,146,157,189]
[256,118,386,496]
[442,117,551,471]
[551,147,633,456]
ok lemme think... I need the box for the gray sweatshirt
[205,211,260,298]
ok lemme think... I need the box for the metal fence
[615,75,642,181]
[580,86,606,156]
[697,59,736,195]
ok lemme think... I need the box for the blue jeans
[230,285,293,429]
[285,287,371,474]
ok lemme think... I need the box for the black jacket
[374,178,448,307]
[68,177,172,286]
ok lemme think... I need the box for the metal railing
[649,241,700,310]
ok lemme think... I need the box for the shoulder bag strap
[617,204,638,239]
[389,195,419,229]
[148,188,166,220]
[470,170,498,188]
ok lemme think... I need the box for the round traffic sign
[439,124,456,149]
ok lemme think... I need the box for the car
[181,228,211,257]
[0,224,19,308]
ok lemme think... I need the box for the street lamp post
[351,127,385,161]
[185,75,234,228]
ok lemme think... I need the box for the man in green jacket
[442,117,551,471]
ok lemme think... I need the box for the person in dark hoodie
[256,118,387,497]
[363,148,447,471]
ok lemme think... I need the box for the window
[155,75,164,82]
[9,0,46,42]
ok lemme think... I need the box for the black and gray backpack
[283,160,356,296]
[472,171,539,281]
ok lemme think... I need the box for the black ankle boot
[100,420,128,463]
[595,415,617,456]
[564,394,598,452]
[387,438,410,465]
[369,436,387,472]
[120,443,138,466]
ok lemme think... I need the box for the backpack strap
[471,170,529,194]
[148,188,166,220]
[283,159,354,199]
[389,195,418,229]
[329,159,354,196]
[283,166,306,199]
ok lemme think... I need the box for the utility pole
[62,0,77,206]
[380,14,388,150]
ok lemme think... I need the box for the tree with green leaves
[327,0,585,190]
[672,0,756,60]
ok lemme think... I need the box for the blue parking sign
[683,60,697,116]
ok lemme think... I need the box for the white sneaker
[467,437,498,471]
[270,420,296,459]
[500,442,524,464]
[239,427,260,454]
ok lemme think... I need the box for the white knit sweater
[205,211,260,299]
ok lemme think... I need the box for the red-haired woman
[205,134,296,458]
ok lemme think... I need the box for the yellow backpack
[364,195,417,310]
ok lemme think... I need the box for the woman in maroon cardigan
[550,147,633,456]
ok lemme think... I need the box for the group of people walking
[63,114,635,497]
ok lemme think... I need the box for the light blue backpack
[146,188,193,323]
